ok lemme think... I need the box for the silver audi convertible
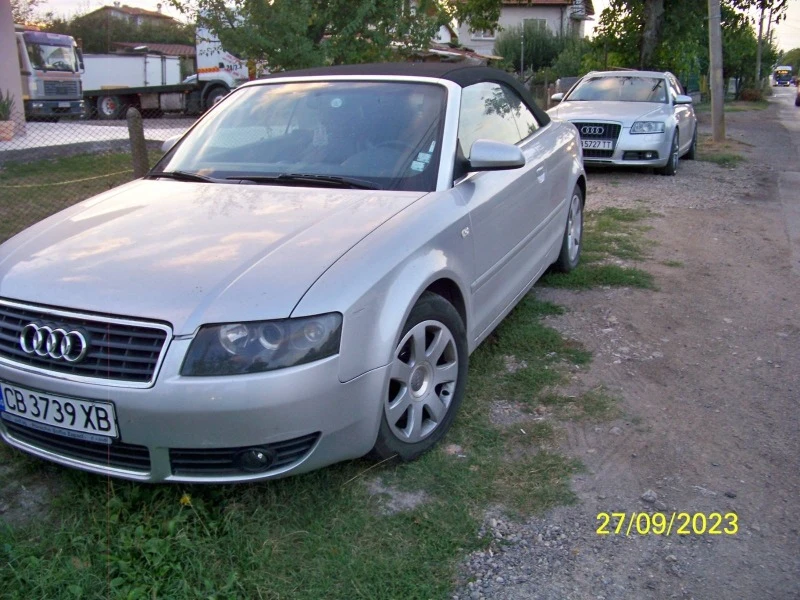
[0,64,585,482]
[548,70,697,175]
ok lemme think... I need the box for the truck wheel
[98,95,127,120]
[204,87,228,110]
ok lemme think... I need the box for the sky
[37,0,800,52]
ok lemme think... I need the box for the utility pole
[520,26,524,79]
[708,0,725,142]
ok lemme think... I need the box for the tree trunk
[639,0,665,70]
[755,4,765,85]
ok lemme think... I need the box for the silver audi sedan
[548,70,697,175]
[0,64,585,482]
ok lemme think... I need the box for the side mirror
[550,92,565,103]
[674,94,693,105]
[161,134,182,153]
[468,139,526,171]
[77,48,84,72]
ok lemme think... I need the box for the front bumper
[0,344,387,483]
[24,99,85,118]
[577,123,671,168]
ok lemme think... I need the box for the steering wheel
[51,61,71,70]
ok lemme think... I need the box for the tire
[97,95,127,120]
[371,292,468,462]
[552,184,584,273]
[795,94,800,107]
[684,127,697,160]
[204,86,228,111]
[658,130,679,176]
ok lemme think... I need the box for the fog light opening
[236,447,276,472]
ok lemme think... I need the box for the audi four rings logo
[581,126,605,135]
[19,323,89,363]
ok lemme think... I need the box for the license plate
[581,139,613,150]
[58,102,70,108]
[0,380,118,441]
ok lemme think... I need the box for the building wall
[456,4,588,55]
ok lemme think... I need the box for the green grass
[536,388,620,421]
[693,100,769,113]
[696,134,746,169]
[540,207,657,290]
[0,151,162,243]
[662,260,684,268]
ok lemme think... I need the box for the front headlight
[181,313,343,376]
[630,121,666,134]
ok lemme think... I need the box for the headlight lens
[630,121,666,134]
[181,313,343,376]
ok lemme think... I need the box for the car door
[668,75,694,153]
[454,82,566,341]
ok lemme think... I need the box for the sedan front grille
[573,122,622,141]
[3,418,151,472]
[170,433,321,476]
[0,299,170,385]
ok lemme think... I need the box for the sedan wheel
[658,131,679,176]
[372,292,468,461]
[552,184,584,273]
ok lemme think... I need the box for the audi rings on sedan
[0,63,585,483]
[548,70,697,175]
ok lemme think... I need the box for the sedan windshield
[155,81,447,192]
[566,76,667,103]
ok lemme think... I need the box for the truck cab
[15,26,85,120]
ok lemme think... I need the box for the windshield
[155,81,447,192]
[566,76,667,103]
[25,42,79,72]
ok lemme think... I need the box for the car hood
[548,101,668,127]
[0,180,425,334]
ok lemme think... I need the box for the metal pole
[520,27,524,78]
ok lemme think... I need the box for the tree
[493,22,568,75]
[43,12,195,54]
[167,0,502,71]
[11,0,44,24]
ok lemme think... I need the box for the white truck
[82,27,252,119]
[15,25,85,120]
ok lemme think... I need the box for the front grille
[3,418,150,471]
[574,122,622,140]
[170,433,321,476]
[0,300,170,384]
[43,80,80,97]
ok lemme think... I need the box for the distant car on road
[548,70,698,176]
[0,63,586,483]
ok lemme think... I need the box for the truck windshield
[25,42,79,72]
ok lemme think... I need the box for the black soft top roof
[260,63,550,126]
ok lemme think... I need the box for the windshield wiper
[150,170,217,183]
[227,173,379,190]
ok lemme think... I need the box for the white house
[455,0,595,56]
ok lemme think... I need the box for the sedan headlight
[630,121,666,134]
[181,313,343,376]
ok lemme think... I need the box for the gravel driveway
[455,89,800,600]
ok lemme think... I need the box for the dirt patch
[366,478,431,516]
[455,94,800,599]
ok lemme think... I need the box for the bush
[739,88,764,102]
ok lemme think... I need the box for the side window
[458,82,540,158]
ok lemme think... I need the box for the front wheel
[371,292,468,462]
[658,131,679,176]
[552,184,584,273]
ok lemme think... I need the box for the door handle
[536,167,546,183]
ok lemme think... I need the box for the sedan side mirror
[550,92,564,103]
[161,134,182,153]
[468,139,526,171]
[674,94,693,105]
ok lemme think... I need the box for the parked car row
[0,64,695,483]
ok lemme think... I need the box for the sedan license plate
[581,139,613,150]
[0,380,118,442]
[58,102,70,108]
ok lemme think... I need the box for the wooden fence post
[127,107,149,178]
